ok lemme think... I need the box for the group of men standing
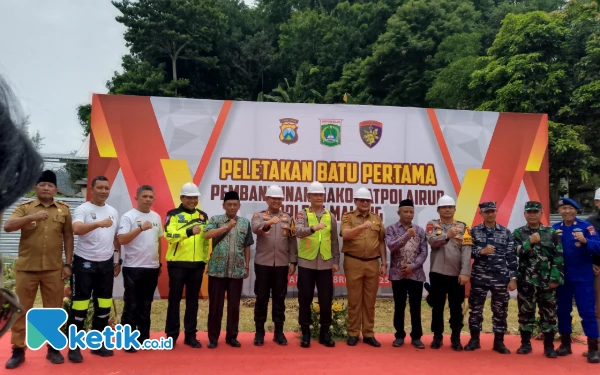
[4,170,600,369]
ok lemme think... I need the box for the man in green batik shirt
[204,191,254,349]
[513,201,564,359]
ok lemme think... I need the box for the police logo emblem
[575,242,582,247]
[137,220,142,228]
[91,213,97,220]
[279,118,299,145]
[83,261,92,269]
[320,119,342,147]
[359,120,382,148]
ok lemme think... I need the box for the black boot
[319,325,335,347]
[273,322,287,345]
[450,331,463,352]
[543,332,557,358]
[587,338,600,364]
[492,332,511,354]
[254,322,265,346]
[67,348,83,363]
[464,329,481,351]
[5,348,25,369]
[46,346,64,364]
[300,325,311,348]
[517,330,532,355]
[556,334,572,356]
[431,335,443,349]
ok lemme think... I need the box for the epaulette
[17,200,33,207]
[166,207,181,216]
[56,200,69,207]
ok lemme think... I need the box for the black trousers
[68,255,114,334]
[165,263,205,339]
[254,264,288,324]
[392,279,423,339]
[207,276,243,343]
[298,266,333,327]
[121,267,160,342]
[428,272,465,336]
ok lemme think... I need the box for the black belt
[344,254,380,262]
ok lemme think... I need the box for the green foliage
[306,300,349,340]
[91,0,600,201]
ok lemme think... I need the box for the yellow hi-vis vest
[298,209,332,261]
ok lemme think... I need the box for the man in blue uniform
[552,197,600,364]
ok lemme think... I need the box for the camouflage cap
[478,201,496,211]
[524,201,542,211]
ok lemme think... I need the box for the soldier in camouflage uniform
[464,201,517,354]
[512,201,563,358]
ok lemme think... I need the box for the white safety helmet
[595,188,600,200]
[307,181,325,194]
[354,187,372,200]
[180,182,201,197]
[265,185,285,198]
[437,194,456,207]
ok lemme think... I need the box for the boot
[464,329,481,351]
[450,330,463,352]
[300,325,311,348]
[431,335,443,349]
[543,332,557,358]
[492,332,511,354]
[5,348,25,369]
[273,322,287,345]
[516,330,532,355]
[556,334,572,356]
[319,325,335,347]
[67,348,83,363]
[46,346,64,364]
[91,345,114,357]
[588,338,600,364]
[254,323,265,346]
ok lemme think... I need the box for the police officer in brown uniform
[251,185,298,346]
[3,170,74,369]
[341,187,387,347]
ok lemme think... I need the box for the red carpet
[0,332,595,374]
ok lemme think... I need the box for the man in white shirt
[67,176,121,363]
[117,185,163,353]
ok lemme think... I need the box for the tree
[107,55,189,96]
[30,130,44,150]
[112,0,225,85]
[330,0,482,107]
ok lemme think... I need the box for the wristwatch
[64,263,72,269]
[114,259,123,266]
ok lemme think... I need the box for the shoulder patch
[17,200,33,207]
[588,225,597,236]
[426,223,434,234]
[56,200,69,207]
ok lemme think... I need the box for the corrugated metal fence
[1,197,86,258]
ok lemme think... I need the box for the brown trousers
[11,270,63,349]
[344,256,380,338]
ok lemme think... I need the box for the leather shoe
[67,348,83,363]
[91,346,114,357]
[363,337,381,348]
[184,336,202,348]
[226,338,241,348]
[392,338,404,347]
[46,347,64,364]
[347,336,359,346]
[411,339,425,349]
[208,341,218,349]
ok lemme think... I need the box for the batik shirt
[205,215,254,279]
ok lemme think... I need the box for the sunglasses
[0,288,24,339]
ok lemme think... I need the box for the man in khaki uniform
[3,170,74,369]
[251,185,298,346]
[425,194,472,351]
[340,187,387,347]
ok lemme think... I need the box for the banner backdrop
[87,95,549,299]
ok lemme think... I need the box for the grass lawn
[31,293,584,337]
